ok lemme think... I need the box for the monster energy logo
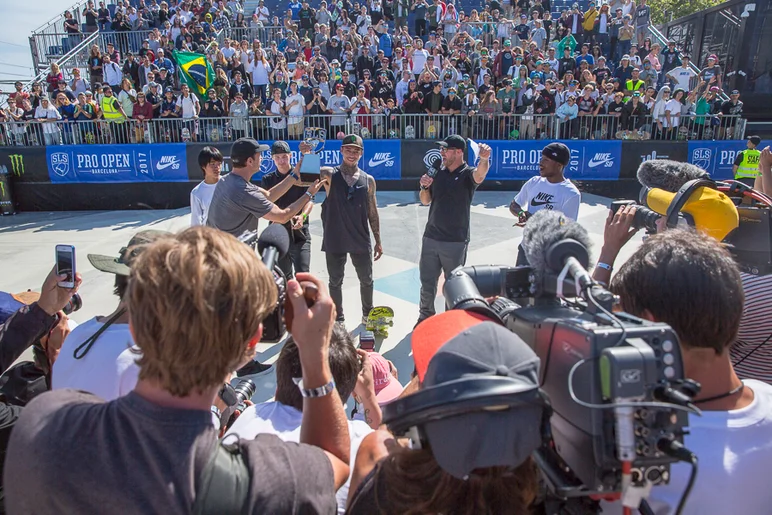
[9,155,24,176]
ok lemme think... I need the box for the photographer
[207,137,326,239]
[346,310,541,514]
[0,266,81,507]
[227,323,372,514]
[53,230,169,400]
[6,227,351,513]
[599,230,772,514]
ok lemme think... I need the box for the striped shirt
[731,273,772,384]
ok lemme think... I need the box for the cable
[657,440,698,515]
[567,358,702,416]
[585,285,627,349]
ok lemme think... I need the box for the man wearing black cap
[207,138,326,239]
[510,142,581,265]
[260,140,315,278]
[733,135,762,188]
[319,134,382,325]
[416,135,491,325]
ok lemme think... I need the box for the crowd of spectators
[0,0,747,145]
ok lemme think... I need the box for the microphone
[257,224,290,271]
[522,210,594,293]
[636,159,710,193]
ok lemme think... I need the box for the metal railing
[0,113,745,147]
[29,0,104,71]
[219,26,286,44]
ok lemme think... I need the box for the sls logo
[692,148,712,170]
[641,151,669,162]
[260,150,275,174]
[156,156,180,171]
[50,153,70,177]
[368,153,394,168]
[588,153,614,168]
[423,149,442,173]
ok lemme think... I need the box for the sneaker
[236,360,273,377]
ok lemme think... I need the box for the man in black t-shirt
[417,135,491,324]
[261,141,314,278]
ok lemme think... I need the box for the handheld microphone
[636,159,710,193]
[257,224,290,270]
[522,210,594,288]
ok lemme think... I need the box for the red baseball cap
[412,311,491,381]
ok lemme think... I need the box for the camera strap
[73,308,127,360]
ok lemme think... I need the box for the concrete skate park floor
[0,190,644,402]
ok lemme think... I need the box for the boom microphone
[521,210,594,290]
[257,224,290,270]
[636,159,710,192]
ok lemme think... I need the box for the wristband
[304,191,314,199]
[296,378,336,398]
[596,262,613,271]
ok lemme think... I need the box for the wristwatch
[296,378,336,398]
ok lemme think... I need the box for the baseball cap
[748,135,762,146]
[271,140,291,155]
[88,230,171,276]
[542,142,571,166]
[645,185,739,241]
[708,54,718,60]
[368,352,404,404]
[504,39,512,46]
[411,310,490,381]
[341,133,364,149]
[437,134,466,151]
[411,318,544,478]
[709,86,720,92]
[622,54,630,60]
[231,138,270,165]
[731,89,740,95]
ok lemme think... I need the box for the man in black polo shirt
[261,141,314,278]
[319,135,383,325]
[417,135,492,324]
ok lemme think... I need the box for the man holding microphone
[416,135,492,326]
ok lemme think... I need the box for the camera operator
[0,266,81,509]
[206,137,327,239]
[53,230,169,401]
[597,230,772,514]
[346,310,541,514]
[227,323,372,514]
[6,227,351,513]
[758,145,772,197]
[510,142,581,266]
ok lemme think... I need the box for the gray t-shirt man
[207,170,274,237]
[4,390,336,514]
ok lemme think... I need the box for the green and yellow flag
[173,51,215,98]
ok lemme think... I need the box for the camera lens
[63,293,82,315]
[233,379,256,405]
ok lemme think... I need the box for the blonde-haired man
[5,226,350,513]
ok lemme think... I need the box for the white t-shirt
[412,49,428,75]
[226,401,373,514]
[190,179,220,226]
[53,318,140,401]
[515,176,581,220]
[285,92,306,124]
[669,67,696,92]
[176,94,199,119]
[602,379,772,514]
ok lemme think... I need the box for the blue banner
[688,140,772,180]
[47,144,189,183]
[474,140,622,180]
[255,139,401,180]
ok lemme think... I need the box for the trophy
[299,127,326,184]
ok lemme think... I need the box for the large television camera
[441,212,700,510]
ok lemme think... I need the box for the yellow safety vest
[735,149,761,179]
[626,79,644,94]
[101,96,124,122]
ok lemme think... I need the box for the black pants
[326,252,373,322]
[278,238,311,279]
[415,19,427,37]
[419,237,468,321]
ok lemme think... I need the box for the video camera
[612,162,772,276]
[394,211,701,512]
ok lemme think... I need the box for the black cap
[271,140,291,155]
[231,138,270,166]
[542,142,571,166]
[748,135,762,146]
[341,134,364,149]
[437,134,466,151]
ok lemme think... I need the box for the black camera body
[444,265,693,498]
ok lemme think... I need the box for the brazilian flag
[174,51,215,98]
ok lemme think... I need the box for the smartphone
[55,245,76,288]
[359,331,375,352]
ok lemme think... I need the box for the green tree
[649,0,723,25]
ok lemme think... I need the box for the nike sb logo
[531,192,555,208]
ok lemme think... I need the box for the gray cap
[420,322,544,479]
[88,230,171,276]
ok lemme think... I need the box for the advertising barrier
[688,140,772,180]
[0,147,50,183]
[45,144,190,183]
[620,141,689,180]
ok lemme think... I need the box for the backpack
[193,440,250,515]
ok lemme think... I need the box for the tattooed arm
[367,174,383,260]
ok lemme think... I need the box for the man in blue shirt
[575,44,594,67]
